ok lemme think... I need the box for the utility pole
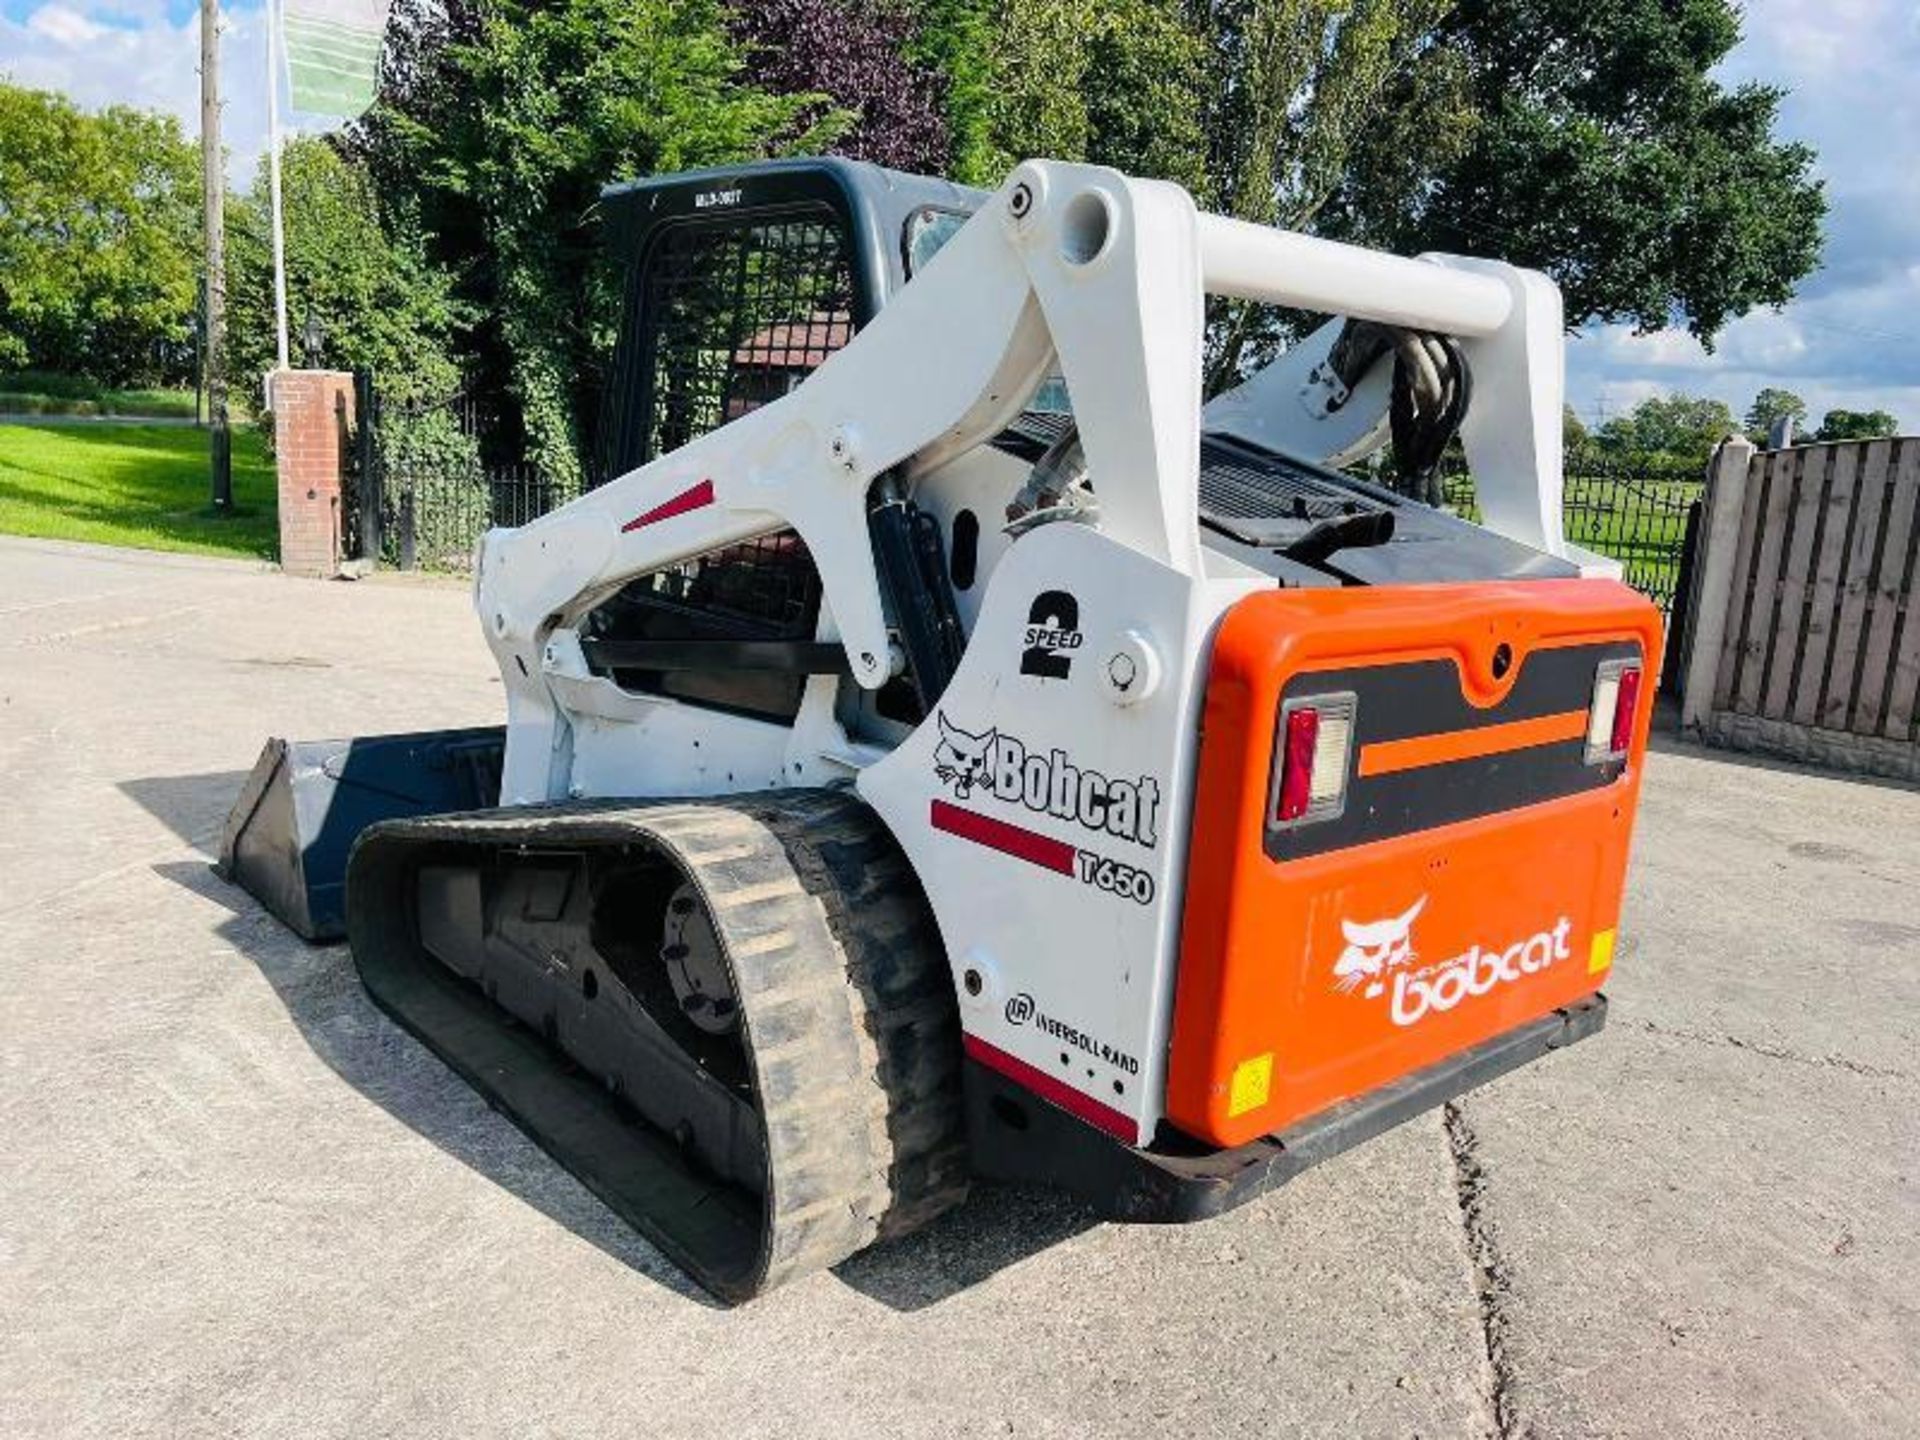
[265,0,290,372]
[200,0,233,512]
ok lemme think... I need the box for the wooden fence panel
[1762,444,1833,719]
[1821,439,1892,730]
[1882,451,1920,740]
[1853,440,1919,735]
[1792,444,1860,726]
[1713,440,1771,711]
[1730,448,1800,714]
[1694,437,1920,777]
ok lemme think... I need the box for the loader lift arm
[476,160,1560,805]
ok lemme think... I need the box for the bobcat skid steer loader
[220,157,1660,1301]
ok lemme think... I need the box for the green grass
[0,370,200,419]
[0,422,278,559]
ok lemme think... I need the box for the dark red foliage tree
[729,0,951,175]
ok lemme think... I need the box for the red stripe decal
[930,799,1075,875]
[964,1034,1138,1143]
[621,478,715,533]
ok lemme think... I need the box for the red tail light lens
[1585,659,1643,764]
[1610,665,1642,755]
[1275,707,1320,821]
[1271,693,1357,826]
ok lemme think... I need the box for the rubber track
[346,789,968,1301]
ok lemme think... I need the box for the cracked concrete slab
[1,536,1914,1438]
[1456,739,1920,1439]
[1619,735,1920,1076]
[1461,1023,1917,1438]
[0,538,1487,1439]
[1443,1100,1524,1439]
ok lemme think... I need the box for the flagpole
[265,0,290,371]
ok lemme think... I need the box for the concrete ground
[1,534,1914,1439]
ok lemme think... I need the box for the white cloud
[28,4,108,42]
[0,0,339,191]
[1719,313,1814,372]
[88,0,171,22]
[1567,0,1920,433]
[1570,318,1920,432]
[1597,328,1714,372]
[1730,0,1898,85]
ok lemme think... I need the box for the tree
[1596,392,1737,463]
[909,0,999,185]
[1195,0,1453,232]
[357,0,825,483]
[1814,409,1900,443]
[1328,1,1825,348]
[1744,387,1807,445]
[976,0,1209,195]
[1163,0,1456,388]
[1564,404,1594,459]
[973,2,1821,392]
[227,137,464,403]
[728,0,949,174]
[0,83,201,384]
[982,0,1092,173]
[964,0,1439,384]
[1081,0,1211,198]
[344,0,1828,468]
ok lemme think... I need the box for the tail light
[1270,693,1357,825]
[1585,659,1642,765]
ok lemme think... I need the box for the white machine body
[472,161,1580,1143]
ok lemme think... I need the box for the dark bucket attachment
[217,727,505,942]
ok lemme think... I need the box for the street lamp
[303,309,326,369]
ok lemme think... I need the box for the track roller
[345,789,967,1301]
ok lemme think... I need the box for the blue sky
[4,0,1914,430]
[1569,1,1920,432]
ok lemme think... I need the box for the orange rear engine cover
[1167,579,1661,1149]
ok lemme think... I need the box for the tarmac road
[1,535,1914,1438]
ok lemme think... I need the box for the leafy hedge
[0,371,198,418]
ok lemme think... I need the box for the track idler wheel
[345,790,968,1301]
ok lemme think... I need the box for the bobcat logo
[934,712,998,799]
[1333,897,1426,998]
[930,710,1164,847]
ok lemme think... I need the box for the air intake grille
[1198,438,1378,525]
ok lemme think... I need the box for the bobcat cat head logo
[933,711,997,799]
[1334,897,1427,997]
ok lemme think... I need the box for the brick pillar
[272,369,355,578]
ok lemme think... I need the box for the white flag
[282,0,392,119]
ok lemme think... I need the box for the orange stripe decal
[1359,709,1589,777]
